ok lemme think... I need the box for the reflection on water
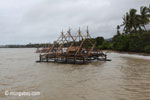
[0,48,150,100]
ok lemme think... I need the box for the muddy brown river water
[0,48,150,100]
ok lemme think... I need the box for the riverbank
[104,50,150,56]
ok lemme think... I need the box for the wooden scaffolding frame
[37,27,109,64]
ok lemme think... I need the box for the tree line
[95,5,150,53]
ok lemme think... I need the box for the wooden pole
[83,57,85,64]
[74,57,76,64]
[104,54,107,61]
[39,54,41,61]
[46,55,48,62]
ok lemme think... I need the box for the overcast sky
[0,0,149,45]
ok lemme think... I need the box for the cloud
[0,0,149,44]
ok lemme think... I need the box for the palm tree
[122,12,131,34]
[148,5,150,14]
[117,25,120,35]
[148,5,150,22]
[121,6,150,34]
[122,9,139,33]
[140,6,149,31]
[135,14,142,31]
[129,9,138,32]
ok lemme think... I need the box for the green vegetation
[95,5,150,53]
[144,45,150,53]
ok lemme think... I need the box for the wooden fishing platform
[36,27,111,64]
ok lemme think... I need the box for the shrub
[144,45,150,53]
[95,37,104,46]
[97,45,103,49]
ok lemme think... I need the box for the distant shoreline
[0,47,36,48]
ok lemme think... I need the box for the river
[0,48,150,100]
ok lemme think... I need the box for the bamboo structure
[37,27,110,64]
